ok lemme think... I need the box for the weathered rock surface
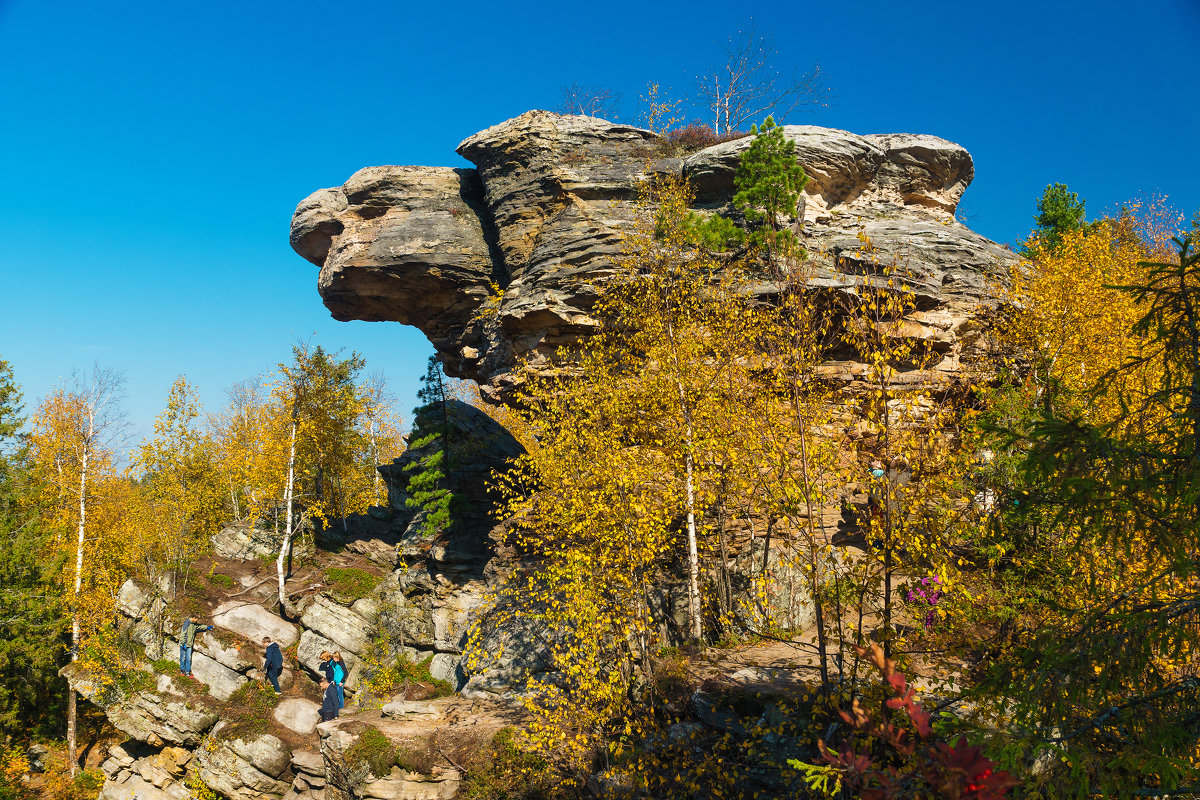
[97,690,218,747]
[291,110,1018,402]
[274,698,322,735]
[213,523,309,561]
[300,596,372,655]
[196,732,293,800]
[213,602,300,648]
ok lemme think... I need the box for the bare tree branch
[557,82,622,121]
[697,23,831,133]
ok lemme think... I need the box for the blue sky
[1,0,1197,443]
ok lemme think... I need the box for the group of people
[317,650,347,722]
[177,617,347,724]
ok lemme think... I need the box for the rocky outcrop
[291,110,1017,402]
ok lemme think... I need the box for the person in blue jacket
[179,617,213,677]
[262,637,283,693]
[331,652,347,708]
[318,678,339,722]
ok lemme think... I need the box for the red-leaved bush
[820,644,1017,799]
[662,124,749,156]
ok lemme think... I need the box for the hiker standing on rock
[179,617,212,677]
[263,637,283,693]
[318,678,339,722]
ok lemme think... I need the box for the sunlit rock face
[291,110,1017,401]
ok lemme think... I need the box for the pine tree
[733,116,808,269]
[1028,182,1088,254]
[404,356,454,538]
[0,358,67,740]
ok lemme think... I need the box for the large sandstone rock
[274,698,322,735]
[213,602,300,648]
[188,649,249,701]
[102,691,219,747]
[300,596,371,655]
[213,523,307,561]
[291,111,1018,403]
[196,732,293,800]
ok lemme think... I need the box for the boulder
[212,523,307,561]
[274,698,322,735]
[380,700,441,721]
[104,691,219,747]
[196,732,293,800]
[188,650,249,702]
[290,750,325,778]
[116,579,153,618]
[98,772,189,800]
[212,602,299,648]
[360,772,459,800]
[300,596,371,654]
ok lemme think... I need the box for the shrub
[661,123,749,156]
[362,647,453,699]
[324,567,382,603]
[460,728,554,800]
[219,680,279,740]
[345,726,396,780]
[207,573,235,589]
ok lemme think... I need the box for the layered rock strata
[291,110,1017,402]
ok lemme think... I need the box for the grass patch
[324,567,382,603]
[151,658,179,675]
[218,680,279,741]
[345,725,396,780]
[207,572,236,589]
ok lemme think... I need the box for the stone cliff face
[291,110,1017,401]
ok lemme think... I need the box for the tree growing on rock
[273,344,367,615]
[733,116,808,269]
[404,356,456,539]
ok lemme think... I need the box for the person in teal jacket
[179,617,212,676]
[331,652,346,708]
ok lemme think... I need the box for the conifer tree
[1028,182,1088,254]
[733,116,808,268]
[404,356,455,538]
[0,359,66,740]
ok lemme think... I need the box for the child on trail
[262,637,283,692]
[318,678,339,722]
[179,617,213,677]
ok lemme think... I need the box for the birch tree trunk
[277,419,297,617]
[67,404,94,777]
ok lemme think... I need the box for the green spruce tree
[1028,182,1088,253]
[404,356,455,538]
[733,116,808,269]
[0,358,68,739]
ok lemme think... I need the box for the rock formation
[291,110,1017,402]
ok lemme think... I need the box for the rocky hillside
[290,110,1018,402]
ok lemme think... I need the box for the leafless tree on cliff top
[698,24,831,134]
[558,82,622,121]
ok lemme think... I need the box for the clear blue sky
[1,0,1197,444]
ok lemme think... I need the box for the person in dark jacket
[262,637,283,693]
[179,617,213,677]
[318,678,339,722]
[318,650,336,683]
